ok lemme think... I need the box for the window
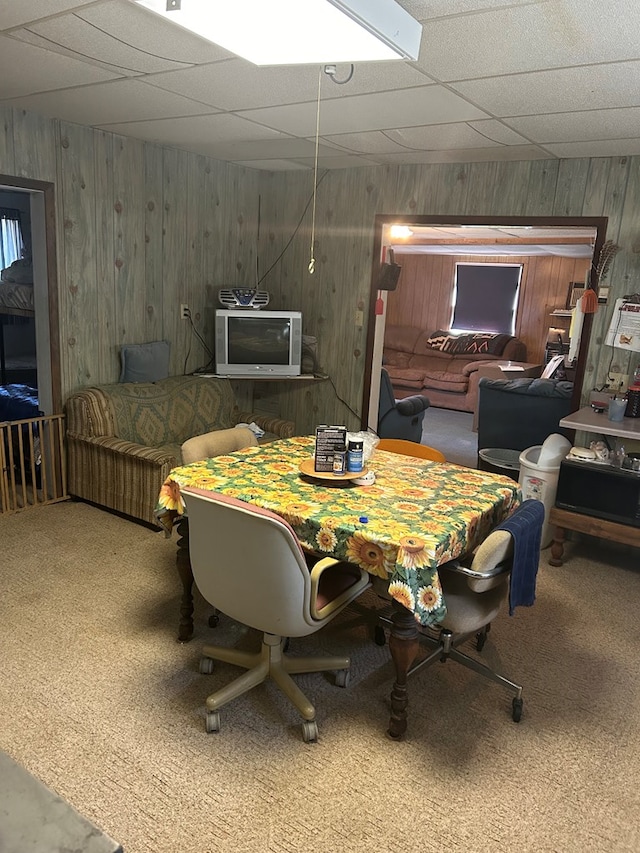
[451,263,522,334]
[0,207,24,269]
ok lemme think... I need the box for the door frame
[361,213,609,431]
[0,173,60,414]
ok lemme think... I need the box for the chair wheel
[199,657,214,674]
[512,697,523,723]
[208,612,219,628]
[302,720,318,743]
[335,669,350,688]
[206,710,221,733]
[374,625,387,646]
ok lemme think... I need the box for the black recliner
[377,367,431,442]
[476,377,574,468]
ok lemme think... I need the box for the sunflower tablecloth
[156,435,520,627]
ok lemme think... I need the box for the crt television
[215,309,302,377]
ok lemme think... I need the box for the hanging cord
[309,66,323,275]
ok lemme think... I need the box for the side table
[472,361,543,431]
[548,506,640,565]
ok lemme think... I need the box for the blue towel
[496,499,545,615]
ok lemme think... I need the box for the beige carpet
[1,500,639,853]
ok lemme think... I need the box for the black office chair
[378,501,544,722]
[377,367,430,442]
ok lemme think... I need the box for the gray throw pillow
[119,341,170,383]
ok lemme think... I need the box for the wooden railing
[0,413,68,514]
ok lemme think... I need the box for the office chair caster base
[302,720,318,743]
[206,710,221,733]
[335,669,350,688]
[199,657,214,674]
[512,697,523,723]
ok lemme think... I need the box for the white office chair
[379,524,528,722]
[181,487,371,742]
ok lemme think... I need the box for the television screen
[228,315,290,365]
[215,309,302,376]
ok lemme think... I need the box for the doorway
[0,175,60,416]
[362,214,608,431]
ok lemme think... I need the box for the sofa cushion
[383,349,413,369]
[479,377,573,397]
[384,324,424,354]
[119,340,170,383]
[385,367,425,388]
[106,375,238,447]
[422,372,469,393]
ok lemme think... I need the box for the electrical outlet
[608,372,628,392]
[354,309,364,326]
[180,303,190,320]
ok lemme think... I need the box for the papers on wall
[605,299,640,352]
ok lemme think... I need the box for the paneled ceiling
[1,1,639,172]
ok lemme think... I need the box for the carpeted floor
[1,500,639,853]
[422,406,478,468]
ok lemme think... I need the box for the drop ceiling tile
[0,33,118,98]
[385,121,526,149]
[466,119,531,145]
[404,0,543,17]
[238,86,488,137]
[371,143,550,164]
[0,78,216,125]
[145,57,433,111]
[99,113,285,147]
[453,62,640,116]
[76,1,229,64]
[287,153,382,170]
[0,1,96,30]
[505,107,640,142]
[543,139,640,158]
[414,0,640,82]
[14,14,186,74]
[196,137,338,162]
[319,131,410,155]
[233,160,310,172]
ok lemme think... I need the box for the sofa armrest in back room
[476,377,574,465]
[65,375,295,526]
[382,325,527,413]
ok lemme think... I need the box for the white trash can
[518,434,571,548]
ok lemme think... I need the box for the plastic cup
[608,398,627,422]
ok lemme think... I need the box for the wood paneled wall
[0,107,260,403]
[385,252,591,364]
[259,158,640,434]
[3,100,640,437]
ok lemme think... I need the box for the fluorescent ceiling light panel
[133,0,422,64]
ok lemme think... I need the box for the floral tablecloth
[156,436,520,627]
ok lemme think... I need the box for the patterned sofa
[65,375,294,525]
[383,325,527,413]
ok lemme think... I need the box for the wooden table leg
[387,600,420,740]
[175,517,194,643]
[548,524,566,566]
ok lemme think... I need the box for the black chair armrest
[395,395,430,416]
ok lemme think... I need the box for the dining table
[156,434,520,738]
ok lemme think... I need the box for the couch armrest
[395,395,430,416]
[236,412,295,438]
[67,432,178,464]
[66,433,179,525]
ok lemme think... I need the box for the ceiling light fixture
[133,0,422,64]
